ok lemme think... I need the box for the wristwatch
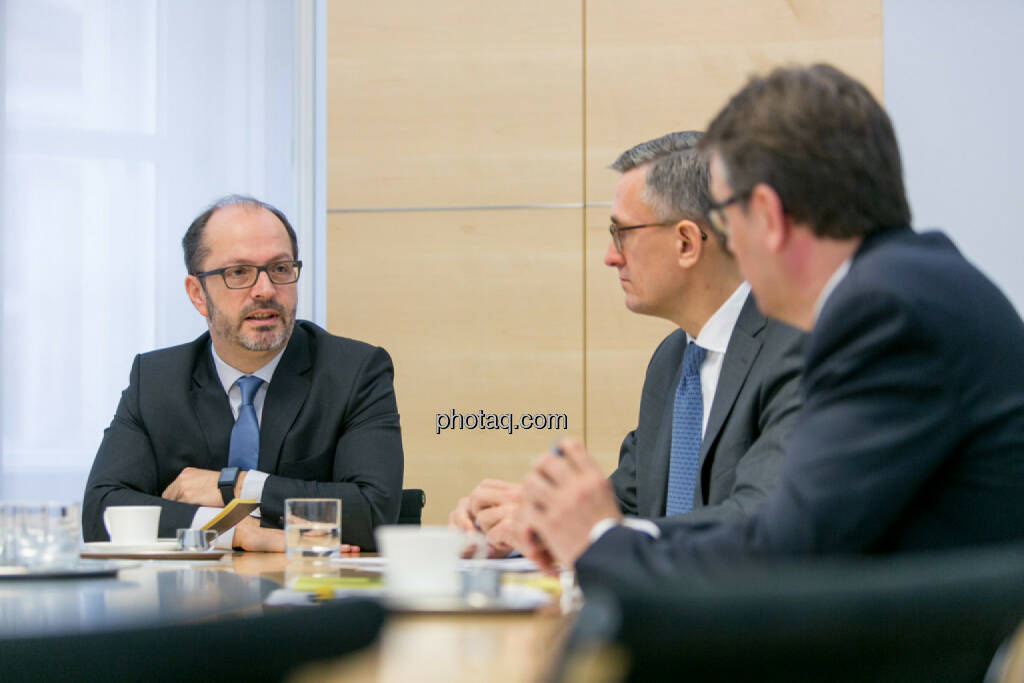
[218,467,241,505]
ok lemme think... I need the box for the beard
[206,297,295,353]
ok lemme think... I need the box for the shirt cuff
[238,473,268,505]
[239,470,269,518]
[192,507,235,549]
[588,516,662,544]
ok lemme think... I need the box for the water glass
[0,502,80,568]
[284,498,341,560]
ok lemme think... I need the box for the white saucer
[83,540,180,553]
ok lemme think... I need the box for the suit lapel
[696,295,765,500]
[190,338,234,467]
[258,324,312,474]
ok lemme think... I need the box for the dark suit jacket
[83,321,404,550]
[578,228,1024,591]
[608,294,804,527]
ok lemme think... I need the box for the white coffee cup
[375,525,484,599]
[103,505,161,545]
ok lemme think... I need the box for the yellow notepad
[201,498,260,536]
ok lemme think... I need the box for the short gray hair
[610,131,712,232]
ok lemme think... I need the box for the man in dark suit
[83,196,403,551]
[449,132,803,554]
[520,65,1024,587]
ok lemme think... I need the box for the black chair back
[553,544,1024,683]
[399,488,426,525]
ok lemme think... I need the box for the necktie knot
[236,375,264,407]
[682,342,706,379]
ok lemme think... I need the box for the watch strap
[219,467,239,505]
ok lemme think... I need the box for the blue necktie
[665,342,707,516]
[228,375,264,470]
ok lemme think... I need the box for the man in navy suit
[449,132,804,556]
[521,64,1024,587]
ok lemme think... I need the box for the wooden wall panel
[326,0,583,209]
[325,0,883,525]
[584,0,884,202]
[326,210,583,524]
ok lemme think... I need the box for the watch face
[219,467,239,486]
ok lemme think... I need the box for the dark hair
[611,131,715,238]
[701,64,911,239]
[182,195,299,274]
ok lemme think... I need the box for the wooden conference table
[0,552,571,682]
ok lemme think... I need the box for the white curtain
[2,0,304,500]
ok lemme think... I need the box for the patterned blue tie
[665,342,707,516]
[228,375,264,470]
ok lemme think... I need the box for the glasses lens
[267,261,299,284]
[223,265,258,288]
[609,226,622,253]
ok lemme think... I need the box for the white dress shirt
[191,344,286,548]
[813,258,852,323]
[589,282,752,543]
[691,281,751,437]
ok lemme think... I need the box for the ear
[185,275,209,319]
[748,183,789,253]
[674,219,705,268]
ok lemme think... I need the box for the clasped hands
[448,438,621,573]
[160,467,359,553]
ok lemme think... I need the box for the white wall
[884,0,1024,314]
[1,0,306,501]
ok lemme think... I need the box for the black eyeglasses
[608,221,707,254]
[706,189,752,236]
[193,260,302,289]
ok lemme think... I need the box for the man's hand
[448,479,523,557]
[448,496,478,532]
[521,437,621,568]
[161,467,223,507]
[475,505,531,557]
[232,516,285,552]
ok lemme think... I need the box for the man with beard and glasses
[83,195,404,551]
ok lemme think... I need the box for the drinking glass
[284,498,341,559]
[38,502,81,566]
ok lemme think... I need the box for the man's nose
[604,238,624,267]
[250,269,276,298]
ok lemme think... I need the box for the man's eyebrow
[225,253,294,265]
[609,215,623,226]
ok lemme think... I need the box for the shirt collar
[813,258,852,323]
[210,342,287,395]
[691,281,751,353]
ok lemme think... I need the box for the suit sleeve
[608,430,640,516]
[577,289,954,589]
[658,326,804,530]
[608,334,678,517]
[259,347,403,550]
[82,356,202,542]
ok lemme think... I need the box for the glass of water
[284,498,341,560]
[0,502,80,568]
